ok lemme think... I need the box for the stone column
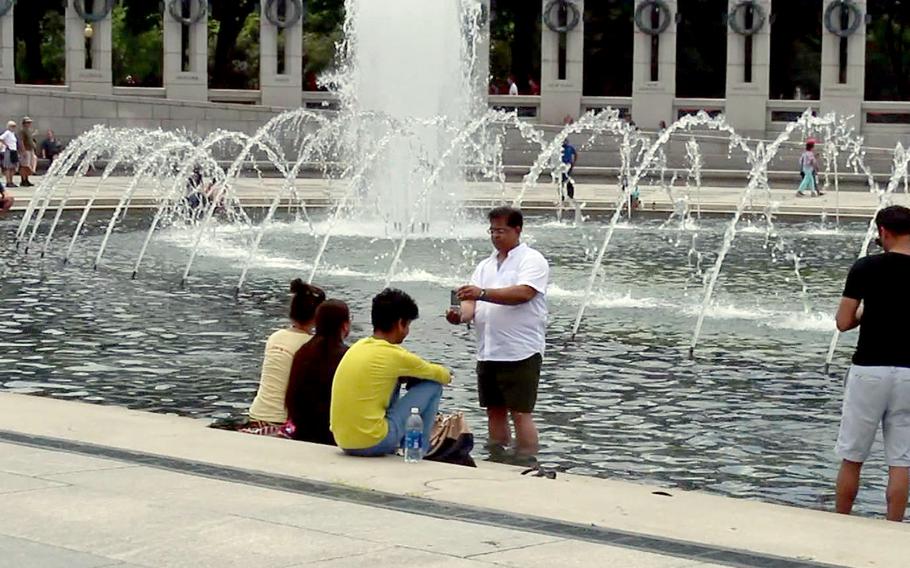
[478,0,491,95]
[540,0,585,125]
[632,0,678,129]
[0,3,13,86]
[260,0,304,108]
[163,0,208,102]
[65,0,113,94]
[724,0,772,136]
[820,0,866,124]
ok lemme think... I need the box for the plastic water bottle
[404,407,423,463]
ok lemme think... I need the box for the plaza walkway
[0,394,907,567]
[7,175,910,219]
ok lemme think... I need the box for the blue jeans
[343,380,442,457]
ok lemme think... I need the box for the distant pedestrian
[834,205,910,522]
[528,76,540,96]
[560,139,577,202]
[508,75,519,96]
[40,129,63,164]
[18,117,37,187]
[797,139,821,197]
[0,121,18,188]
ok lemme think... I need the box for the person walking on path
[1,121,18,188]
[18,117,37,187]
[797,139,822,197]
[447,207,550,458]
[834,205,910,522]
[560,139,577,203]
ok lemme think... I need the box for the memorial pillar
[724,0,772,136]
[632,0,678,129]
[163,0,209,102]
[260,0,304,108]
[478,0,491,96]
[540,0,584,124]
[0,2,13,86]
[65,0,113,94]
[820,0,866,125]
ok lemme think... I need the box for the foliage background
[8,0,910,102]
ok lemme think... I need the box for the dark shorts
[561,173,575,199]
[477,353,542,413]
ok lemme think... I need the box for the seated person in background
[244,279,325,435]
[330,288,452,456]
[0,183,12,214]
[284,299,351,445]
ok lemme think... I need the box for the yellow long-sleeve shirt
[330,336,451,450]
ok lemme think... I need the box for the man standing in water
[447,207,549,458]
[834,205,910,522]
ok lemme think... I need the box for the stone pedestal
[260,1,303,108]
[724,0,771,135]
[540,0,584,125]
[65,1,113,94]
[632,0,677,129]
[820,0,866,124]
[0,3,13,86]
[163,0,208,102]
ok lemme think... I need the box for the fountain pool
[0,208,889,516]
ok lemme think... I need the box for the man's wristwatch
[478,288,487,301]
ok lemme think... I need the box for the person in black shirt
[284,299,350,445]
[834,205,910,522]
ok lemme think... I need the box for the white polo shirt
[470,243,549,362]
[0,130,17,152]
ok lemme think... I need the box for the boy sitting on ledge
[330,288,451,457]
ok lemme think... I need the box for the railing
[862,101,910,127]
[673,98,725,120]
[580,96,632,117]
[766,100,819,129]
[300,91,340,110]
[207,89,261,105]
[111,86,166,98]
[488,94,540,118]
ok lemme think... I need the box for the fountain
[6,0,910,518]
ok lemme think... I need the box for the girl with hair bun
[244,279,325,435]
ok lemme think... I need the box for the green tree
[865,0,910,101]
[14,0,65,84]
[209,0,259,89]
[111,2,163,87]
[584,0,633,96]
[489,0,541,94]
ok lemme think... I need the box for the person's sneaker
[6,183,16,188]
[20,180,32,187]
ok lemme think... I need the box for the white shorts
[835,365,910,467]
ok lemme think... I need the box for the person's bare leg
[511,411,539,456]
[486,407,511,448]
[836,459,863,515]
[886,466,909,522]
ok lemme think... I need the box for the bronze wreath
[824,0,862,38]
[728,1,766,36]
[634,0,672,36]
[73,0,114,23]
[265,0,304,29]
[167,0,207,26]
[543,0,580,34]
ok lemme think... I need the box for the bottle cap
[411,407,419,413]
